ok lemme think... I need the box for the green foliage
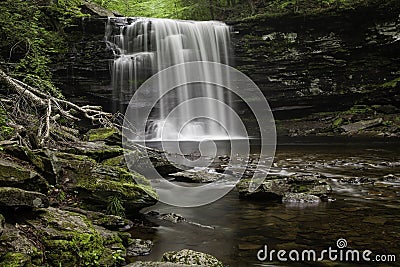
[0,0,85,96]
[71,233,103,266]
[89,0,388,21]
[106,195,125,216]
[89,0,214,20]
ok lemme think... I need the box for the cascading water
[106,17,240,141]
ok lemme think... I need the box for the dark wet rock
[80,1,121,17]
[26,207,125,266]
[340,118,383,134]
[0,187,48,208]
[282,193,321,203]
[229,4,400,124]
[147,212,214,229]
[126,239,153,256]
[59,141,124,162]
[169,168,225,183]
[158,213,187,224]
[0,214,4,235]
[373,104,399,114]
[125,147,181,177]
[0,157,48,193]
[162,249,224,266]
[236,174,331,200]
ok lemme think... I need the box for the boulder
[0,224,43,266]
[0,157,48,193]
[282,193,321,203]
[62,207,134,231]
[80,1,121,17]
[236,174,331,200]
[26,207,125,267]
[0,187,48,208]
[125,147,182,177]
[84,127,122,146]
[126,239,153,256]
[169,168,225,183]
[59,141,124,162]
[54,152,157,212]
[162,249,223,267]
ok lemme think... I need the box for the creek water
[130,140,400,266]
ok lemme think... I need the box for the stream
[129,140,400,266]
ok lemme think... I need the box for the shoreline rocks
[236,174,332,202]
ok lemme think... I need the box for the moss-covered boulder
[162,249,224,266]
[55,152,157,213]
[0,224,43,266]
[0,187,48,208]
[26,207,125,267]
[85,127,121,146]
[0,157,48,193]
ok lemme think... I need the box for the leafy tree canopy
[0,0,85,96]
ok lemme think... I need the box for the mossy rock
[85,127,121,146]
[0,252,31,267]
[0,224,43,266]
[55,152,157,212]
[162,249,224,267]
[0,187,48,208]
[27,207,125,267]
[60,141,124,162]
[0,157,48,193]
[236,174,331,200]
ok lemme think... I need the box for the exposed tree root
[0,68,122,148]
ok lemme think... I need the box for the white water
[106,18,239,141]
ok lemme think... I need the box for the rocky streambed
[0,127,227,266]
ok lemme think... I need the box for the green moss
[86,128,118,142]
[381,77,400,88]
[39,209,120,267]
[102,155,124,167]
[76,177,157,201]
[0,252,30,267]
[344,105,372,115]
[332,117,343,127]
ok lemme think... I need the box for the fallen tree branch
[0,68,121,147]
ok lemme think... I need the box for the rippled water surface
[132,141,400,266]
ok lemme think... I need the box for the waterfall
[106,17,238,141]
